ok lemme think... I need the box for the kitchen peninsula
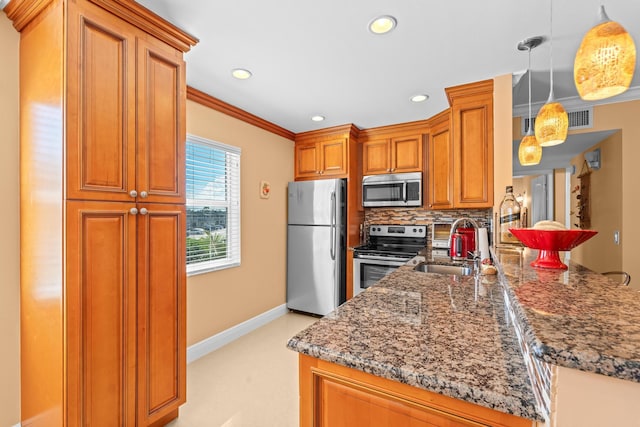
[287,248,640,426]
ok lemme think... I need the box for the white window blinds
[186,134,241,274]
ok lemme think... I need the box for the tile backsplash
[365,207,492,228]
[364,207,493,245]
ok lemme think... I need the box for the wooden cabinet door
[66,200,137,427]
[136,203,186,426]
[391,134,423,173]
[362,139,390,175]
[320,137,347,177]
[137,37,186,204]
[66,4,137,203]
[428,113,454,209]
[452,93,494,208]
[295,142,320,179]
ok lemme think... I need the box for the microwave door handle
[330,191,336,260]
[403,183,408,203]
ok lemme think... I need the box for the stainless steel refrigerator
[287,179,346,316]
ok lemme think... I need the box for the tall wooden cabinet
[427,80,494,209]
[5,0,197,426]
[446,79,494,209]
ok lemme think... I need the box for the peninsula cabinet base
[298,355,534,427]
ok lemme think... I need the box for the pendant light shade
[574,5,637,101]
[519,132,543,166]
[518,37,543,167]
[535,0,568,147]
[536,101,568,146]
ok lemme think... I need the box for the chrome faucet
[449,218,480,262]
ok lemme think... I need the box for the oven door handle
[330,191,336,260]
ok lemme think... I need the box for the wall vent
[521,107,593,135]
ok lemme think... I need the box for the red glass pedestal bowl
[508,228,598,270]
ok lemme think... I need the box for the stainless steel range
[353,224,427,296]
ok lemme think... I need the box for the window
[186,134,241,274]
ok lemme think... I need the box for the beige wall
[0,13,21,427]
[570,132,623,273]
[185,101,294,345]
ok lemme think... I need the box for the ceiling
[134,0,638,175]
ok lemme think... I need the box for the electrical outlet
[614,230,620,245]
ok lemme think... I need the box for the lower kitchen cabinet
[66,201,186,427]
[299,355,532,427]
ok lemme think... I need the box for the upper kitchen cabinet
[427,109,454,209]
[359,121,427,176]
[66,5,187,204]
[432,79,494,209]
[294,124,359,180]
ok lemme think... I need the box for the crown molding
[187,86,295,141]
[513,85,640,117]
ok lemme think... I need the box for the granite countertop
[287,257,546,422]
[494,247,640,382]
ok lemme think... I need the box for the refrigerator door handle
[330,191,336,260]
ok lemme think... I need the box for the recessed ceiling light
[311,115,325,122]
[231,68,252,80]
[410,94,429,103]
[369,15,397,35]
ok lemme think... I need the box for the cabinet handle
[139,208,148,215]
[319,170,324,175]
[140,191,148,199]
[129,190,138,198]
[129,207,138,215]
[387,168,392,172]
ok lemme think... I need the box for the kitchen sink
[413,262,473,276]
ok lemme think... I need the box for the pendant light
[574,5,637,101]
[518,37,543,167]
[535,0,568,147]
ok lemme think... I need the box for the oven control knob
[413,228,417,232]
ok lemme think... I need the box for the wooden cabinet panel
[428,112,454,209]
[299,355,532,427]
[137,204,186,426]
[362,139,390,175]
[362,135,423,176]
[137,37,186,204]
[454,99,493,207]
[320,138,347,176]
[66,201,137,427]
[294,126,355,180]
[66,9,137,202]
[295,142,320,178]
[391,135,423,173]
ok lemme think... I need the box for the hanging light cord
[549,0,554,97]
[527,46,532,133]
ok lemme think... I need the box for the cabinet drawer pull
[129,190,138,198]
[129,208,138,215]
[139,208,148,215]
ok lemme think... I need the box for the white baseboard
[186,304,288,364]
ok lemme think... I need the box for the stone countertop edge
[286,259,547,423]
[492,246,640,383]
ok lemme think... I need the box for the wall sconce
[585,148,601,170]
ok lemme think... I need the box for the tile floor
[166,312,317,427]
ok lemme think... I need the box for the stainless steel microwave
[362,172,422,207]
